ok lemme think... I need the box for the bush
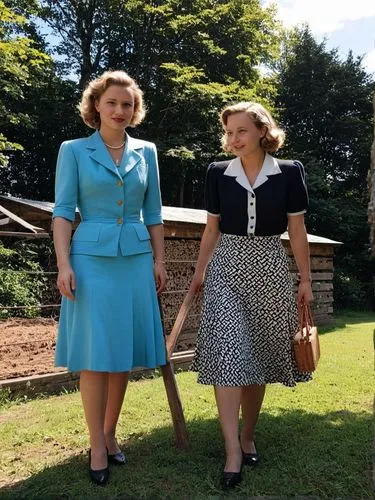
[0,242,47,318]
[333,269,373,311]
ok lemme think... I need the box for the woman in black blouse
[190,102,313,489]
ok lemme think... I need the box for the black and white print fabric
[191,234,312,387]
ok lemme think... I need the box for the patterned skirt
[191,234,312,387]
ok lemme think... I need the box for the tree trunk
[368,91,375,256]
[179,171,186,207]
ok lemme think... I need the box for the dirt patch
[0,318,64,380]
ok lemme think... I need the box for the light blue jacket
[53,130,163,257]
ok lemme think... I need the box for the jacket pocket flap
[72,223,101,242]
[133,224,150,241]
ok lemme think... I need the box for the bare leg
[104,372,129,454]
[80,370,108,470]
[214,386,243,472]
[240,384,266,453]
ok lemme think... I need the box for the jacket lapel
[122,135,144,177]
[86,131,144,178]
[87,131,118,176]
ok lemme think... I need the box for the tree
[0,75,85,200]
[0,0,50,169]
[37,0,281,206]
[39,0,109,89]
[369,92,375,256]
[276,26,375,308]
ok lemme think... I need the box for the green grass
[0,311,373,499]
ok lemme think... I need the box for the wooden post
[160,362,190,449]
[158,297,190,450]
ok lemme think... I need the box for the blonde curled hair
[220,102,285,153]
[79,70,146,129]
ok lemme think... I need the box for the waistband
[81,216,142,224]
[221,232,281,240]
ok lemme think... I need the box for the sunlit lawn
[0,311,373,499]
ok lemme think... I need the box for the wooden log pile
[160,237,337,362]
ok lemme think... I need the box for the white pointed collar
[223,153,281,192]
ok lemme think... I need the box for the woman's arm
[287,214,313,304]
[190,215,221,294]
[148,223,167,294]
[53,217,76,301]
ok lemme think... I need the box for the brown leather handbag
[293,303,320,372]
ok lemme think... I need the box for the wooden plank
[0,205,45,233]
[160,362,190,449]
[312,282,333,292]
[313,292,333,304]
[308,244,334,256]
[0,348,195,401]
[166,292,196,360]
[310,258,334,270]
[311,272,334,281]
[0,231,50,239]
[0,370,78,395]
[312,304,333,313]
[289,258,333,271]
[284,243,334,257]
[164,222,204,239]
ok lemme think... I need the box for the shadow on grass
[1,409,372,500]
[318,309,375,335]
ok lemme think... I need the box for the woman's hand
[189,270,205,295]
[57,264,76,301]
[154,261,167,295]
[297,281,313,305]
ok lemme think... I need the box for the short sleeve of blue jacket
[53,141,78,222]
[142,143,163,226]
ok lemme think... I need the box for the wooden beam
[0,205,45,233]
[0,231,50,239]
[160,362,190,450]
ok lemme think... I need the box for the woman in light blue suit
[53,70,167,485]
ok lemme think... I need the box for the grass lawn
[0,310,373,499]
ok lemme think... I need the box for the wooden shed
[0,195,341,362]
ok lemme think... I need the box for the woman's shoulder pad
[60,137,89,149]
[208,160,231,172]
[128,136,155,151]
[276,159,304,172]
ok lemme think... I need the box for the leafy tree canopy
[0,0,50,167]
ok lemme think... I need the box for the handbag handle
[299,302,314,340]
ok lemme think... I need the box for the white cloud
[363,48,375,74]
[264,0,375,33]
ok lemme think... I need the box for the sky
[263,0,375,74]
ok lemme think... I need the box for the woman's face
[95,85,135,133]
[225,112,265,157]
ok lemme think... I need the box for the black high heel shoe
[221,455,243,490]
[107,450,127,465]
[242,450,260,466]
[221,469,243,490]
[240,438,260,466]
[88,449,109,486]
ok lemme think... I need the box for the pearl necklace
[103,141,125,150]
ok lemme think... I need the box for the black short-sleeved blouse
[205,153,308,236]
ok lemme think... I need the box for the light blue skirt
[55,252,166,372]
